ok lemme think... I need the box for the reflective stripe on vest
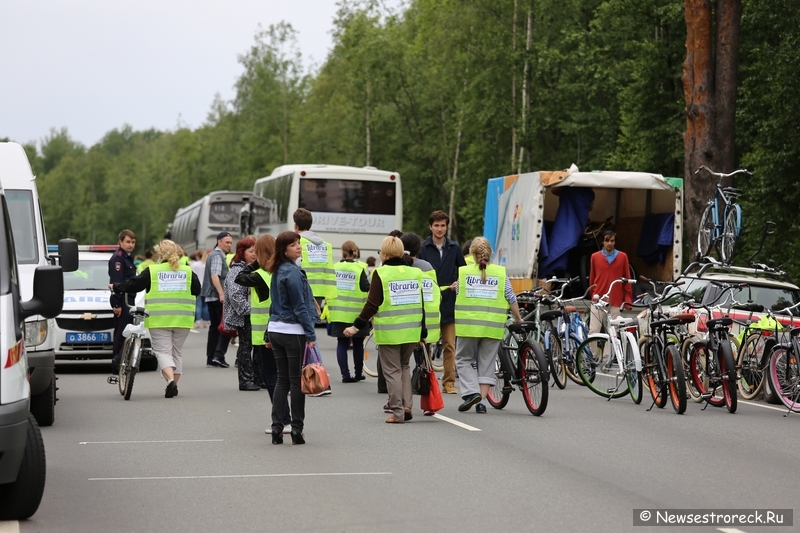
[421,271,440,343]
[328,261,367,324]
[454,263,508,339]
[300,237,338,299]
[250,269,272,346]
[145,263,194,329]
[373,265,423,345]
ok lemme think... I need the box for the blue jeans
[195,295,209,321]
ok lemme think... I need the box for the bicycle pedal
[107,376,119,384]
[700,392,712,400]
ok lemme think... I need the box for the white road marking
[738,399,794,412]
[89,472,392,481]
[717,528,748,533]
[80,439,224,445]
[190,329,199,334]
[0,521,20,533]
[432,413,481,431]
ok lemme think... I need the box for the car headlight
[24,320,48,347]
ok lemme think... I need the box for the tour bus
[252,165,402,258]
[167,191,275,256]
[0,142,78,427]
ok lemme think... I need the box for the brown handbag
[301,345,330,395]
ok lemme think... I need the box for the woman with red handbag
[344,236,426,424]
[266,231,319,445]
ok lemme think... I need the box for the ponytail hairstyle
[469,236,492,283]
[341,240,359,260]
[154,239,181,271]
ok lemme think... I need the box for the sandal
[385,416,404,424]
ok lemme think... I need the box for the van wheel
[30,374,56,427]
[0,414,46,520]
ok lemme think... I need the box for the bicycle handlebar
[694,165,753,180]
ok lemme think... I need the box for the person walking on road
[452,237,522,413]
[111,239,200,398]
[588,230,633,336]
[328,240,370,383]
[418,210,466,395]
[109,229,137,376]
[202,232,233,368]
[224,237,260,391]
[344,236,426,424]
[266,231,319,445]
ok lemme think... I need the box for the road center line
[738,400,793,412]
[432,413,481,431]
[717,528,749,533]
[80,439,224,445]
[89,472,392,481]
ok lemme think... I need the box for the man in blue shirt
[418,210,466,394]
[109,229,137,375]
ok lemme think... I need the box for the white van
[0,178,74,520]
[0,142,77,426]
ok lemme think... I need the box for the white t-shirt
[190,260,205,289]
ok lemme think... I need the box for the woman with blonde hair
[344,236,426,423]
[112,239,201,398]
[450,236,522,413]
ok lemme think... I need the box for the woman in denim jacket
[266,231,318,445]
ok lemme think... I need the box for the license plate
[66,332,111,343]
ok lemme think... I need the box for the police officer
[109,229,137,375]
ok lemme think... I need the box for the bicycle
[695,165,752,263]
[634,277,693,414]
[487,321,549,416]
[107,295,150,401]
[684,282,743,413]
[766,323,800,416]
[575,278,642,402]
[362,331,444,378]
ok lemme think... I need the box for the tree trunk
[365,82,372,166]
[517,6,533,175]
[511,0,518,173]
[683,0,742,256]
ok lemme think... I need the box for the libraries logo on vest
[465,275,499,299]
[388,280,421,306]
[157,270,188,292]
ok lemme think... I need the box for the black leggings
[268,332,306,433]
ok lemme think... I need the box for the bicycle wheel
[362,332,379,378]
[767,347,800,412]
[737,333,767,400]
[118,337,132,396]
[666,345,687,414]
[697,203,715,258]
[429,339,444,372]
[625,339,642,405]
[518,341,548,416]
[719,341,737,413]
[643,340,667,408]
[545,330,566,389]
[123,337,140,401]
[576,336,629,398]
[564,334,586,386]
[720,203,742,263]
[487,350,510,409]
[689,342,725,407]
[682,338,704,402]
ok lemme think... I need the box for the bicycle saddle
[507,321,537,334]
[130,306,149,318]
[706,317,732,328]
[732,303,764,313]
[650,313,695,329]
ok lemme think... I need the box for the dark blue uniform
[109,247,136,369]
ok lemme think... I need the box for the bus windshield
[299,179,396,215]
[209,202,240,225]
[5,189,39,264]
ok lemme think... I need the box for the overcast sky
[0,1,399,149]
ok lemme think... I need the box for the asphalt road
[9,328,799,533]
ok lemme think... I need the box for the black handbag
[411,342,432,396]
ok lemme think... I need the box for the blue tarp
[637,212,675,264]
[538,187,595,276]
[483,176,506,251]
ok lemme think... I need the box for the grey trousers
[379,343,414,421]
[456,337,501,398]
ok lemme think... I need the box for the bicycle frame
[585,307,642,398]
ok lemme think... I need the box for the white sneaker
[310,387,332,397]
[282,424,292,434]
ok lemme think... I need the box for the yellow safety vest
[145,263,195,329]
[327,261,367,324]
[454,263,508,340]
[300,237,338,299]
[250,269,272,346]
[373,265,423,345]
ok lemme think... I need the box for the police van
[0,142,79,427]
[52,247,155,370]
[0,176,76,519]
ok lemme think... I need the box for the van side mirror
[57,238,79,272]
[20,265,64,319]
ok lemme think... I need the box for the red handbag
[420,369,444,412]
[301,345,330,395]
[217,312,238,338]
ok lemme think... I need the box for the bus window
[299,179,396,215]
[209,202,240,225]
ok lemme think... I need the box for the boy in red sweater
[588,231,632,338]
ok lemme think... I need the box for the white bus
[252,165,402,258]
[168,190,275,256]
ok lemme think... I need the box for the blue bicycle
[695,165,752,263]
